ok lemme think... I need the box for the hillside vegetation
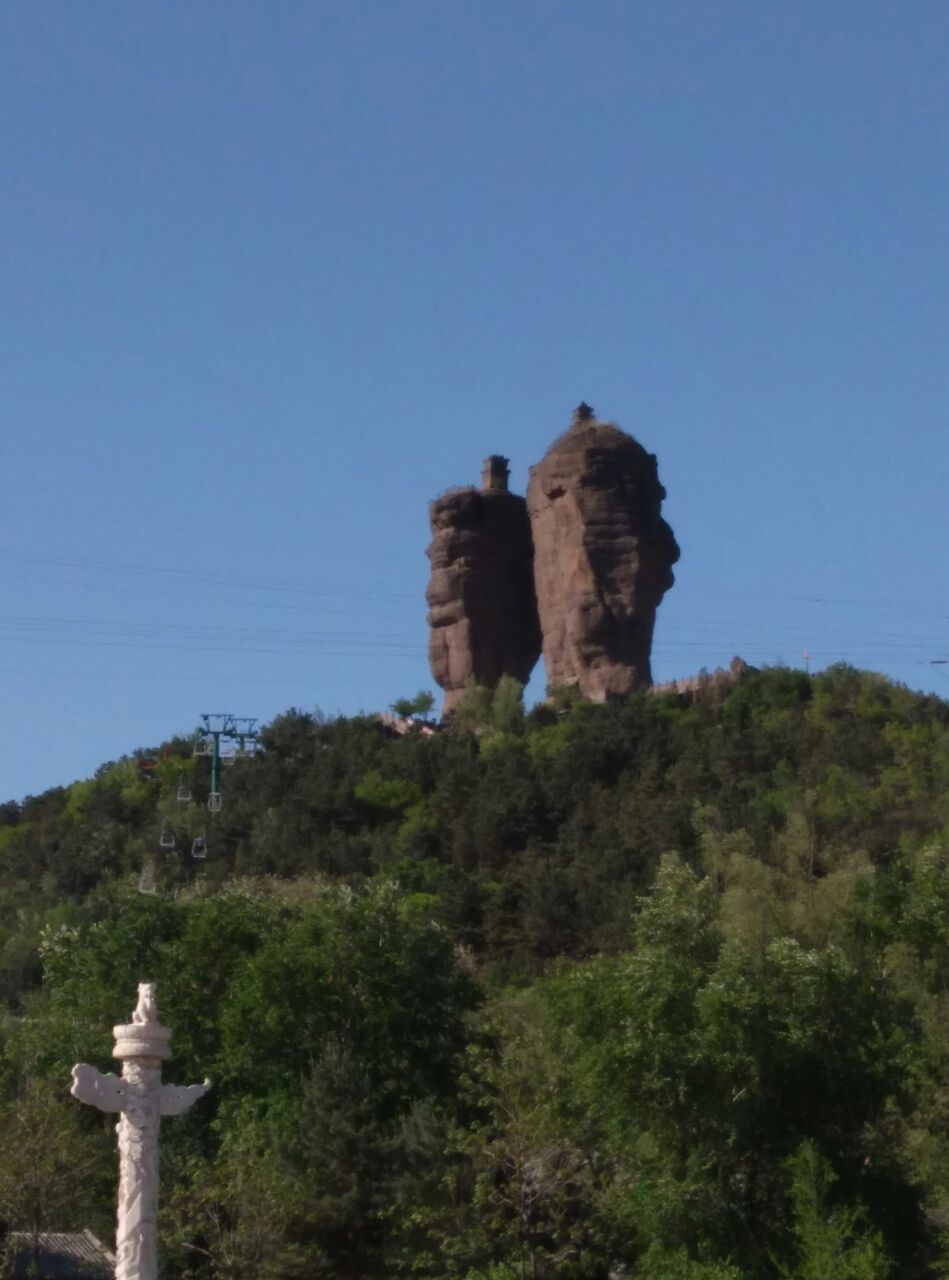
[3,665,949,1278]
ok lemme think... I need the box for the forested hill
[3,665,949,1278]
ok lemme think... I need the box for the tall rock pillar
[426,457,541,716]
[526,404,679,701]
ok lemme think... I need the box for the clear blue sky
[2,1,948,801]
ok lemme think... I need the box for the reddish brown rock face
[426,459,542,716]
[526,409,679,701]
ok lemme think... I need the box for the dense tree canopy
[2,664,949,1276]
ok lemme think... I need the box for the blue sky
[2,1,948,801]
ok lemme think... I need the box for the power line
[0,623,941,666]
[0,549,419,602]
[0,570,421,620]
[0,665,412,686]
[0,611,422,643]
[0,606,941,649]
[0,635,425,658]
[7,547,945,619]
[1,549,946,689]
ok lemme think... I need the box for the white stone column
[72,983,210,1280]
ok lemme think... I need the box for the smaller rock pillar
[71,983,210,1280]
[426,458,541,716]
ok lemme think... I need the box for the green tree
[0,1079,104,1264]
[391,692,436,720]
[453,682,495,732]
[638,1244,745,1278]
[777,1142,891,1280]
[452,997,596,1279]
[490,678,526,735]
[164,1119,307,1280]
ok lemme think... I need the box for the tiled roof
[8,1230,115,1279]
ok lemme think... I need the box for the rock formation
[526,404,679,701]
[426,456,542,716]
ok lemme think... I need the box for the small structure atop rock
[481,455,510,493]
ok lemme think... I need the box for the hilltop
[3,664,948,971]
[2,665,949,1277]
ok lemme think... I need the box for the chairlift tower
[193,713,259,812]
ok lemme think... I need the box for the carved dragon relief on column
[71,982,210,1280]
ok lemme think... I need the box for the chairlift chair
[207,792,223,813]
[159,828,175,850]
[193,739,210,758]
[176,780,192,803]
[191,834,208,860]
[138,864,158,895]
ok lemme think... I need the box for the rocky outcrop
[426,457,542,716]
[526,404,679,701]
